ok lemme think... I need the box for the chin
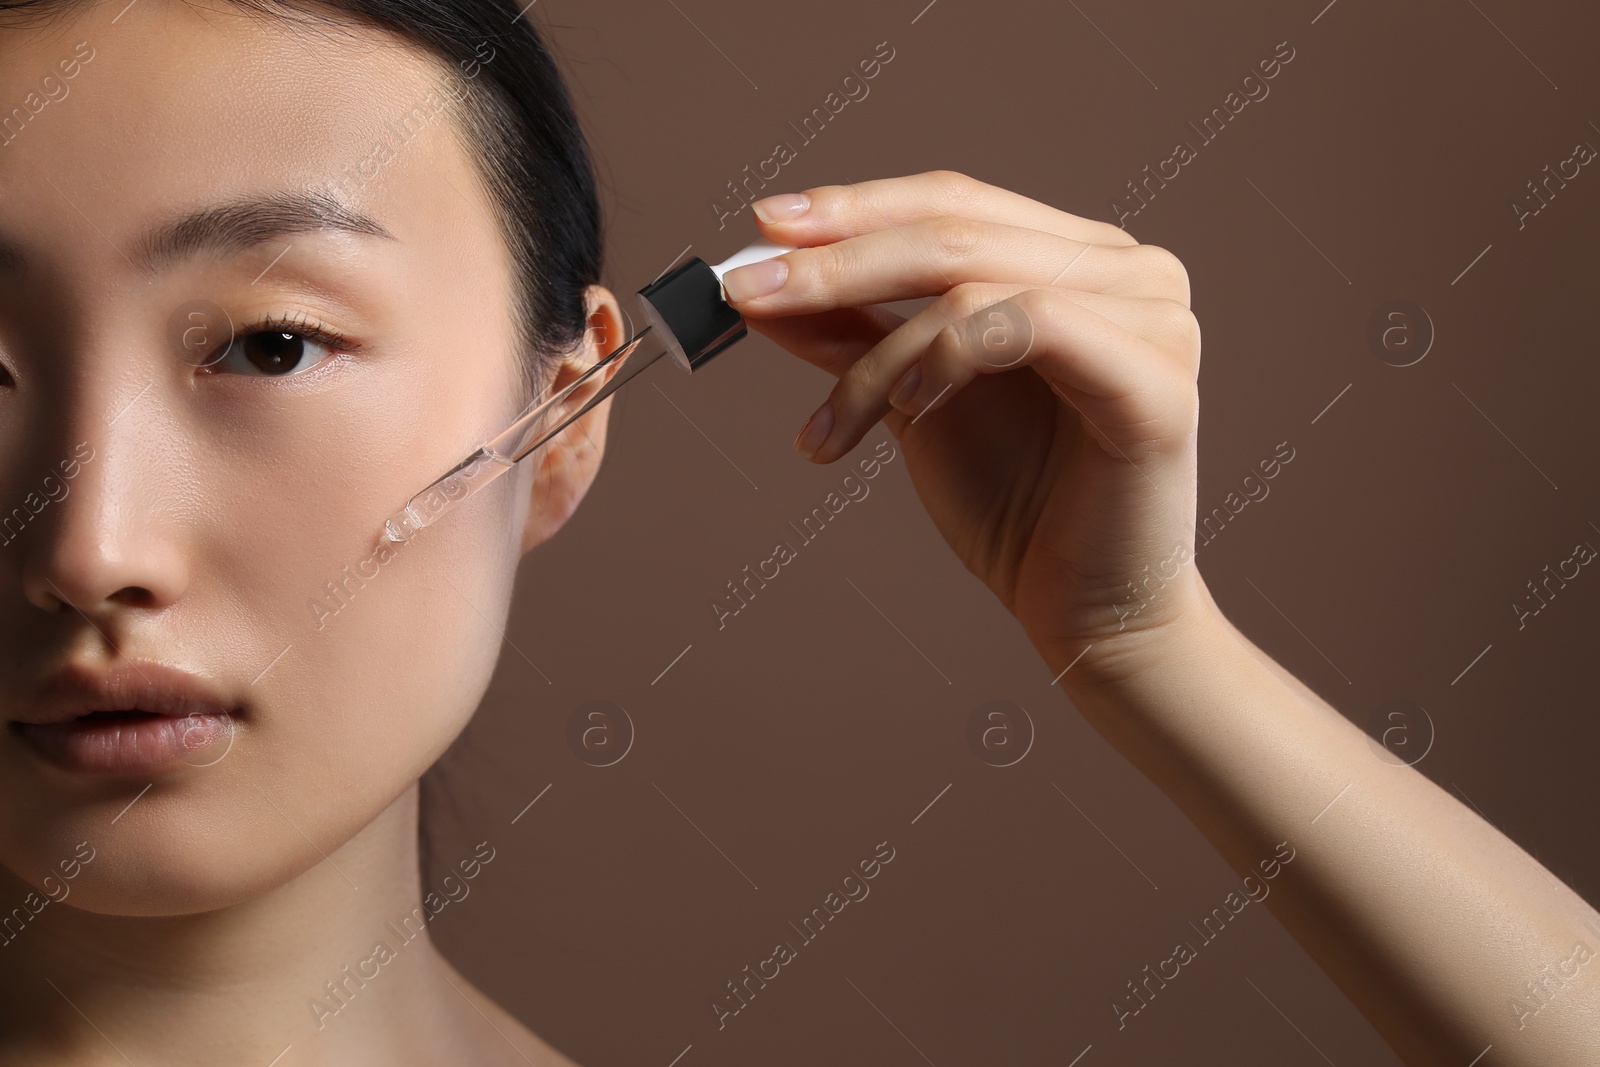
[0,776,374,919]
[41,861,289,918]
[15,835,304,921]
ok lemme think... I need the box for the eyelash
[249,311,357,350]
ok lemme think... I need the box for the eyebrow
[133,192,397,274]
[0,191,397,277]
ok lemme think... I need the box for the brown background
[421,0,1600,1063]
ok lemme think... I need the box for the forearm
[1052,591,1600,1065]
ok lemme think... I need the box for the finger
[741,304,906,380]
[750,169,1139,249]
[865,281,1198,374]
[722,217,1190,316]
[797,286,1199,464]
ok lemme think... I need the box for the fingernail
[752,192,810,224]
[888,363,923,413]
[723,259,788,303]
[793,401,833,459]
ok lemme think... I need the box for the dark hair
[0,0,605,403]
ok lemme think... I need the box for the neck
[0,782,471,1066]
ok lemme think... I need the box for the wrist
[1034,572,1239,698]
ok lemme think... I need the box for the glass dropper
[383,325,658,542]
[381,237,798,545]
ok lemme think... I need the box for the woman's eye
[209,328,339,377]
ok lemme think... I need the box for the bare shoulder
[437,956,583,1067]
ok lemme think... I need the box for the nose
[13,391,192,620]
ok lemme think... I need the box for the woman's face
[0,0,613,913]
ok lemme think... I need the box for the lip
[8,661,241,776]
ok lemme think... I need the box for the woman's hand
[722,170,1210,679]
[726,172,1600,1066]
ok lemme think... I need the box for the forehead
[0,0,484,268]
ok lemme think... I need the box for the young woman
[0,1,1594,1064]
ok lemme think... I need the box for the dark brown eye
[242,331,309,375]
[210,325,342,378]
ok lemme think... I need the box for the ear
[518,285,628,557]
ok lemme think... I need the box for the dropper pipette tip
[384,509,419,543]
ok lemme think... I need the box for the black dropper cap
[635,258,747,374]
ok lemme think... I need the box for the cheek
[208,362,525,833]
[263,476,522,795]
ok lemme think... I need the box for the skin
[0,6,1594,1067]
